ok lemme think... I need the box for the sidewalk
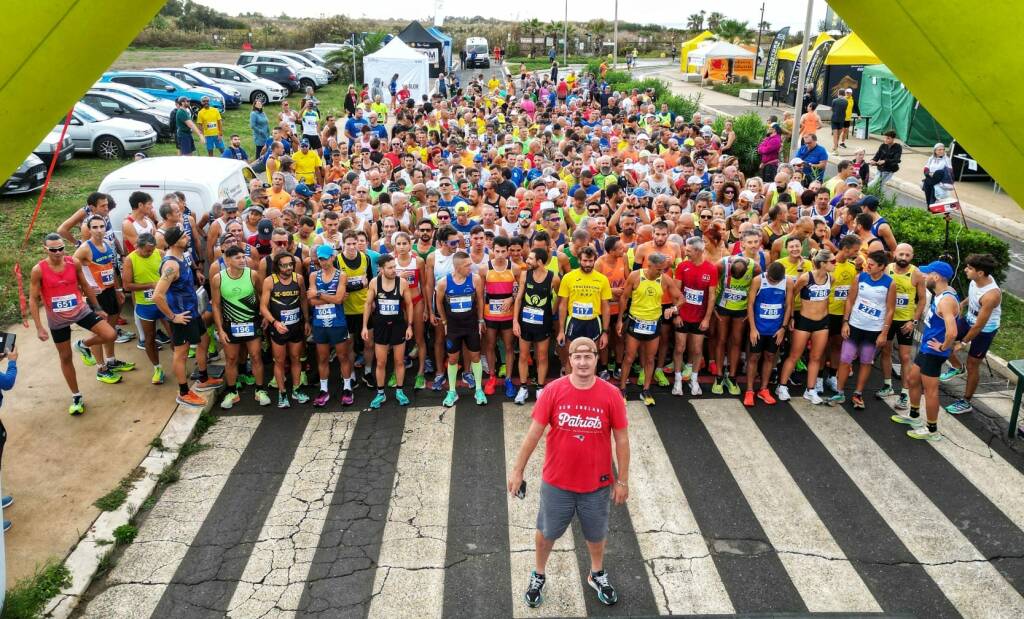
[1,319,189,585]
[651,68,1024,240]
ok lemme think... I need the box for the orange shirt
[268,188,290,211]
[800,112,821,137]
[595,254,628,315]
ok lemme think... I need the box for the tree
[715,19,751,43]
[707,11,725,31]
[522,18,543,57]
[687,13,705,32]
[758,20,772,32]
[589,19,609,55]
[546,21,561,55]
[325,32,386,85]
[160,0,183,17]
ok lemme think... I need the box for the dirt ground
[109,49,241,70]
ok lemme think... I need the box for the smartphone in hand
[516,480,527,499]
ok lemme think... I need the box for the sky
[191,0,832,31]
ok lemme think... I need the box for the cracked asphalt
[74,375,1024,618]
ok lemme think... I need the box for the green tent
[858,64,952,146]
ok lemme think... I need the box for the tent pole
[790,0,815,159]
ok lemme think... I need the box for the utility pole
[791,0,815,158]
[563,0,569,66]
[613,0,619,68]
[754,2,765,70]
[351,32,357,86]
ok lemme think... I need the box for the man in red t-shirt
[508,337,630,609]
[672,236,718,396]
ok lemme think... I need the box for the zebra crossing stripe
[621,401,733,615]
[368,406,455,618]
[792,397,1024,617]
[503,405,589,618]
[80,416,264,618]
[226,411,360,617]
[693,398,881,613]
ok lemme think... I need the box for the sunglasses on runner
[700,214,713,219]
[47,245,65,253]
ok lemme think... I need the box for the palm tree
[324,31,386,86]
[758,20,772,32]
[589,19,609,55]
[522,18,543,57]
[715,19,750,43]
[546,21,561,56]
[687,13,705,32]
[707,11,725,31]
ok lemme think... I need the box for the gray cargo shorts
[536,480,611,543]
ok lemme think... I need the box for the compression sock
[448,362,459,387]
[179,384,189,396]
[472,360,483,388]
[927,422,938,433]
[909,406,920,418]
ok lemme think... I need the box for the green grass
[710,81,755,97]
[92,468,145,512]
[0,80,348,326]
[112,524,138,545]
[1,562,72,619]
[989,292,1024,363]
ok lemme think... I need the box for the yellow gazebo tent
[777,32,834,62]
[816,32,881,101]
[680,30,715,72]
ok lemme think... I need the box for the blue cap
[295,183,314,197]
[315,244,335,260]
[854,195,880,209]
[632,187,648,198]
[919,260,954,280]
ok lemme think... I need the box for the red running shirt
[675,259,718,323]
[531,376,628,493]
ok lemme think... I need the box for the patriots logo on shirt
[574,434,585,442]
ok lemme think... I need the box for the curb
[42,393,219,618]
[986,351,1018,385]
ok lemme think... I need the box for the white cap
[687,175,703,184]
[636,133,650,141]
[540,200,555,210]
[546,188,561,200]
[739,190,756,201]
[790,157,804,166]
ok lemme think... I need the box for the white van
[99,156,255,242]
[464,37,490,69]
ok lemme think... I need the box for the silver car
[185,62,287,105]
[63,102,158,159]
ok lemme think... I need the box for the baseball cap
[854,195,880,209]
[683,138,695,148]
[257,218,273,240]
[845,176,862,186]
[636,133,650,141]
[243,205,264,217]
[739,189,757,201]
[315,244,335,261]
[632,187,648,198]
[300,138,310,147]
[163,226,184,247]
[687,175,703,185]
[546,188,561,200]
[323,183,341,196]
[221,198,238,211]
[295,183,314,197]
[639,150,652,158]
[919,260,954,280]
[455,203,471,214]
[789,157,804,166]
[700,125,713,135]
[567,337,598,355]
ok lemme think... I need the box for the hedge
[712,113,768,177]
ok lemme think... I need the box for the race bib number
[51,294,79,312]
[379,299,400,316]
[759,303,782,320]
[206,121,218,130]
[856,300,883,319]
[684,287,704,305]
[896,293,910,307]
[450,294,472,313]
[229,321,255,338]
[833,285,849,300]
[722,287,745,303]
[314,304,337,322]
[488,299,509,314]
[571,302,594,319]
[632,317,658,335]
[346,275,365,291]
[142,289,155,301]
[99,267,115,287]
[280,307,300,325]
[522,306,545,325]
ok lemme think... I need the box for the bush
[712,112,768,177]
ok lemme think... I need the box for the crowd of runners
[27,66,1004,444]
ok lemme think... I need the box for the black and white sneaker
[588,570,618,605]
[524,570,546,608]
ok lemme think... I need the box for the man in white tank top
[942,253,1003,415]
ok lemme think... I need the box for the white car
[184,62,286,105]
[90,81,178,116]
[63,102,158,160]
[237,52,329,89]
[33,128,76,168]
[273,50,334,80]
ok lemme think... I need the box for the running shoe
[187,345,196,359]
[292,390,310,405]
[535,387,544,401]
[815,377,824,393]
[795,358,807,372]
[498,363,507,378]
[193,377,223,392]
[939,366,965,382]
[155,329,171,346]
[174,390,204,407]
[475,389,488,405]
[115,315,128,326]
[443,390,459,407]
[463,371,476,390]
[524,571,546,608]
[107,358,136,372]
[681,363,693,381]
[207,349,221,362]
[255,389,271,406]
[640,389,655,406]
[654,368,670,388]
[387,372,397,388]
[876,385,895,398]
[504,378,516,399]
[908,425,941,441]
[313,391,330,407]
[757,388,776,405]
[370,392,387,409]
[341,389,354,406]
[481,356,490,375]
[414,374,426,390]
[775,384,791,401]
[75,339,96,366]
[96,368,121,384]
[238,373,256,386]
[711,377,724,395]
[671,377,683,396]
[803,389,823,405]
[743,390,755,407]
[431,374,446,391]
[395,389,410,406]
[828,393,846,406]
[636,367,645,386]
[114,328,135,344]
[69,396,85,416]
[361,371,375,389]
[895,392,910,410]
[945,398,974,415]
[587,570,619,606]
[268,376,278,389]
[598,369,611,381]
[484,376,497,395]
[851,393,865,410]
[151,366,165,385]
[137,340,162,351]
[723,375,740,396]
[278,393,291,409]
[612,366,622,380]
[890,411,923,427]
[826,376,839,393]
[514,386,529,405]
[424,358,435,375]
[690,379,702,396]
[220,392,241,409]
[1,496,12,509]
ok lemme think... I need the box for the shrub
[113,524,138,545]
[713,112,769,177]
[2,562,72,619]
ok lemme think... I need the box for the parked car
[237,52,328,90]
[90,81,178,116]
[98,71,224,114]
[63,102,158,160]
[100,156,256,239]
[184,62,287,105]
[294,49,333,67]
[82,89,172,137]
[1,154,47,197]
[146,67,242,109]
[33,128,75,168]
[242,62,301,96]
[272,50,334,80]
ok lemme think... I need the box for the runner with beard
[594,237,628,380]
[632,221,679,388]
[826,235,863,393]
[672,237,718,396]
[878,243,925,410]
[512,248,560,404]
[556,247,611,372]
[211,245,268,409]
[426,226,460,391]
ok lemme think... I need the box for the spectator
[869,130,902,189]
[796,134,829,184]
[800,102,822,139]
[0,346,16,532]
[758,123,784,181]
[249,100,269,154]
[922,143,953,205]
